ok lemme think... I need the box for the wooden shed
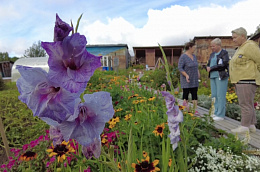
[193,36,237,65]
[0,61,13,81]
[86,44,131,70]
[133,45,184,69]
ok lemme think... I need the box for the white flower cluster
[188,144,260,172]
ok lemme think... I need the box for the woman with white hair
[230,27,260,134]
[207,38,230,121]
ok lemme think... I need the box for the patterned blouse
[178,54,199,89]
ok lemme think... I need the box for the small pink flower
[1,164,6,168]
[38,135,44,141]
[10,148,20,157]
[30,139,39,148]
[194,111,200,116]
[7,159,15,169]
[50,156,56,162]
[84,167,92,172]
[46,161,51,168]
[23,144,29,151]
[44,134,50,141]
[104,128,109,132]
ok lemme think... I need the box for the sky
[0,0,259,57]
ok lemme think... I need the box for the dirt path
[0,147,8,165]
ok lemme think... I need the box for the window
[101,56,112,67]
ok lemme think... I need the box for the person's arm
[180,71,190,82]
[178,56,190,82]
[246,42,260,72]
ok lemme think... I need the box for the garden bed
[1,71,260,171]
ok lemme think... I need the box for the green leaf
[71,20,74,34]
[75,13,83,33]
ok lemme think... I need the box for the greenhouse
[11,57,49,82]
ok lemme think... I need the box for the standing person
[207,38,230,121]
[230,27,260,134]
[178,41,200,110]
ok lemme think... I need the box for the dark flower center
[64,58,77,70]
[157,127,163,133]
[140,161,149,169]
[23,151,36,158]
[53,87,60,92]
[135,160,156,171]
[53,144,69,156]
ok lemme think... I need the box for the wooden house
[133,45,184,69]
[0,61,13,79]
[86,44,131,71]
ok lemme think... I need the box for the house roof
[86,44,129,56]
[193,36,233,40]
[133,45,184,49]
[0,61,14,64]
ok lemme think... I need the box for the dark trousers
[182,87,198,100]
[235,84,258,126]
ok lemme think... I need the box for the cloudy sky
[0,0,259,57]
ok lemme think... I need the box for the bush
[142,63,180,91]
[0,77,5,91]
[132,64,145,69]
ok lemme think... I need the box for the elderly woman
[207,38,229,121]
[230,27,260,134]
[178,41,200,110]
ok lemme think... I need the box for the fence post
[0,116,11,158]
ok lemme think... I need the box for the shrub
[143,63,180,90]
[0,77,5,91]
[189,144,260,172]
[132,64,145,69]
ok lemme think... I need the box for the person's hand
[207,67,211,72]
[185,75,190,82]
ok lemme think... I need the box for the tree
[254,24,260,35]
[0,52,10,62]
[23,40,47,57]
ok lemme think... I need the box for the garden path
[177,99,260,149]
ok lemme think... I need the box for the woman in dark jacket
[207,38,229,121]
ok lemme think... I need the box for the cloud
[80,0,259,56]
[1,0,259,57]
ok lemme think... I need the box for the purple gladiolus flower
[54,14,73,42]
[161,91,183,151]
[82,137,101,159]
[49,126,64,146]
[41,33,101,93]
[16,65,80,126]
[59,91,114,146]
